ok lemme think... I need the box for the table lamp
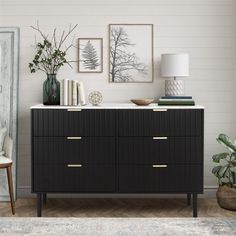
[161,53,189,96]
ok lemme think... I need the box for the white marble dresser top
[30,103,204,110]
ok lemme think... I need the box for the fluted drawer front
[118,165,203,193]
[33,137,115,164]
[118,109,203,136]
[33,165,115,192]
[32,109,116,136]
[118,137,202,164]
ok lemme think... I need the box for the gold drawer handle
[67,137,82,140]
[152,164,167,168]
[67,108,82,112]
[153,109,167,112]
[67,164,82,168]
[153,137,168,140]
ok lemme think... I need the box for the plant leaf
[217,134,236,153]
[231,153,236,160]
[229,171,236,184]
[232,172,236,184]
[218,165,230,178]
[231,160,236,167]
[234,139,236,147]
[212,153,229,163]
[212,166,221,178]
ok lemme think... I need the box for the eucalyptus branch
[41,52,51,72]
[30,25,48,41]
[58,24,78,50]
[29,23,78,75]
[36,67,47,74]
[58,30,65,49]
[66,62,73,69]
[53,28,57,48]
[67,60,78,63]
[65,44,73,53]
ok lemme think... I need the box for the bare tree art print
[109,24,153,83]
[78,38,103,73]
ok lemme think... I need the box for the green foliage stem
[29,23,77,75]
[212,134,236,188]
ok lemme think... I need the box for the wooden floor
[0,198,236,217]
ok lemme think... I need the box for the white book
[68,80,73,106]
[72,80,78,106]
[63,79,69,105]
[78,82,86,106]
[60,80,64,105]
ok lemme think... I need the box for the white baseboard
[16,186,217,199]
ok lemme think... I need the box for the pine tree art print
[78,38,103,73]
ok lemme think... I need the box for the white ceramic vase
[165,79,184,96]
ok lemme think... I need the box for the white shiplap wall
[1,0,236,196]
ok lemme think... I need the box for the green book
[158,100,195,106]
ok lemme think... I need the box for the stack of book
[60,79,86,106]
[158,96,195,106]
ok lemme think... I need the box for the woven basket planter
[216,185,236,211]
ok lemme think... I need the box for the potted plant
[29,23,77,105]
[212,133,236,210]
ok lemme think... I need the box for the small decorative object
[78,38,103,73]
[131,98,154,106]
[88,91,103,106]
[29,23,78,105]
[161,53,189,96]
[109,24,153,83]
[212,134,236,211]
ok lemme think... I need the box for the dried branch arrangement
[29,23,78,75]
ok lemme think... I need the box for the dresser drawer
[118,165,203,193]
[118,109,203,137]
[33,137,115,164]
[33,164,115,192]
[118,137,202,164]
[32,109,116,136]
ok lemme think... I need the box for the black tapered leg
[192,193,198,217]
[37,193,42,217]
[43,193,47,205]
[187,193,191,205]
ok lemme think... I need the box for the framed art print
[0,27,19,200]
[78,38,103,73]
[109,24,153,83]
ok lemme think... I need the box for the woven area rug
[0,218,235,236]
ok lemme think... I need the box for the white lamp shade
[161,54,189,77]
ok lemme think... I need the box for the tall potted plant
[212,133,236,210]
[29,23,77,105]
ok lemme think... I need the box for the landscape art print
[109,24,153,83]
[78,38,103,73]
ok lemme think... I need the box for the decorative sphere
[88,91,103,106]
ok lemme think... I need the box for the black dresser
[31,104,204,217]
